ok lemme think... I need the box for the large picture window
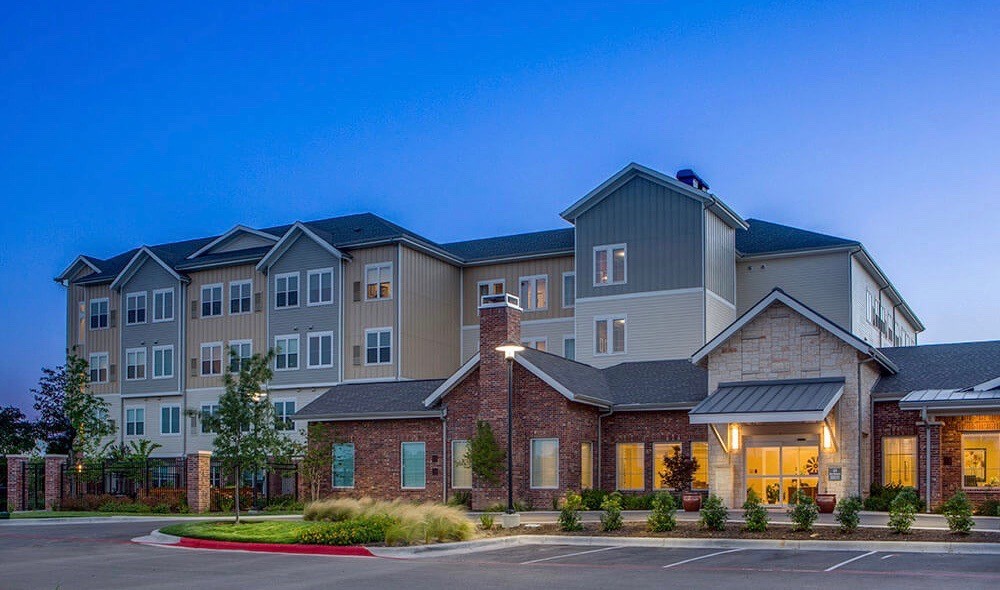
[332,443,355,488]
[616,442,644,490]
[883,436,917,487]
[962,433,1000,488]
[530,439,559,489]
[452,440,472,489]
[401,442,426,489]
[691,441,709,490]
[652,442,681,489]
[580,442,593,490]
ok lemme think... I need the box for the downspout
[441,407,448,503]
[597,407,614,490]
[921,407,933,513]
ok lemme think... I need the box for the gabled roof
[690,288,897,372]
[294,380,446,420]
[109,246,187,290]
[442,228,575,263]
[559,162,747,230]
[255,222,348,271]
[55,255,102,283]
[872,341,1000,395]
[689,377,845,424]
[186,225,279,259]
[736,218,859,256]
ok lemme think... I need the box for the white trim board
[575,287,703,304]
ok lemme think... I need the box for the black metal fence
[209,461,299,511]
[23,461,45,511]
[61,459,185,501]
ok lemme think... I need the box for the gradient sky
[2,2,998,412]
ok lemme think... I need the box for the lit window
[89,298,109,330]
[229,340,252,372]
[274,335,299,370]
[531,439,559,489]
[152,288,174,322]
[201,284,223,317]
[595,316,626,355]
[273,400,296,431]
[89,352,109,383]
[274,273,299,308]
[883,436,917,487]
[365,329,392,365]
[365,263,393,300]
[562,272,576,308]
[125,348,147,380]
[152,345,174,379]
[653,442,681,489]
[518,275,547,311]
[617,442,644,490]
[692,441,709,490]
[962,433,1000,488]
[478,279,505,305]
[160,406,180,435]
[401,442,426,489]
[332,443,355,488]
[229,280,252,314]
[452,440,472,489]
[308,269,333,305]
[307,332,334,368]
[126,408,145,436]
[580,442,593,490]
[200,343,223,376]
[594,244,626,286]
[126,292,147,325]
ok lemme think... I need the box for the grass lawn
[9,510,302,519]
[160,520,322,544]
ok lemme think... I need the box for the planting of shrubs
[295,516,395,545]
[303,497,472,545]
[558,491,584,532]
[864,483,925,512]
[974,498,1000,517]
[600,492,624,532]
[699,494,728,531]
[941,491,975,534]
[479,513,495,530]
[741,490,768,532]
[834,495,863,533]
[887,488,919,534]
[580,489,608,511]
[787,490,818,532]
[647,492,677,532]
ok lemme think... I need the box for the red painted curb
[176,537,375,557]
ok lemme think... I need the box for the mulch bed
[482,521,1000,543]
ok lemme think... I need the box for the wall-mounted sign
[828,467,842,481]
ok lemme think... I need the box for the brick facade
[938,414,1000,507]
[5,455,27,511]
[186,451,212,513]
[600,411,708,492]
[43,455,66,510]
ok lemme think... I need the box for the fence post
[5,455,29,512]
[44,455,68,511]
[186,451,212,513]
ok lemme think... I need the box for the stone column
[43,455,68,511]
[186,451,212,513]
[5,455,29,512]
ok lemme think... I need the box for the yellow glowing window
[883,436,916,487]
[580,442,593,490]
[691,441,709,490]
[653,442,681,489]
[616,443,644,490]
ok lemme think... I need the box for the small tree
[942,490,975,534]
[742,489,768,532]
[788,490,819,532]
[647,492,677,532]
[300,423,335,502]
[461,421,505,485]
[558,490,584,532]
[834,495,863,533]
[600,491,624,532]
[0,406,37,455]
[699,494,728,531]
[888,488,919,534]
[32,352,113,464]
[660,450,698,493]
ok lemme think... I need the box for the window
[200,342,223,376]
[617,443,644,490]
[273,400,295,431]
[562,272,576,308]
[307,331,334,368]
[580,442,593,490]
[152,288,174,322]
[229,280,252,314]
[229,340,252,372]
[563,337,576,361]
[274,335,299,370]
[522,337,546,352]
[653,442,682,489]
[866,290,876,324]
[89,298,109,329]
[152,345,174,379]
[530,439,559,489]
[332,443,355,488]
[125,348,147,380]
[961,433,1000,488]
[160,406,180,435]
[595,316,626,355]
[365,328,392,365]
[201,284,223,317]
[518,275,547,311]
[883,436,917,487]
[594,244,626,286]
[125,407,145,436]
[307,268,333,306]
[126,292,147,325]
[150,464,174,488]
[200,404,219,434]
[692,441,709,490]
[89,352,109,383]
[401,442,426,489]
[274,272,299,308]
[365,263,393,300]
[452,440,472,489]
[477,279,505,306]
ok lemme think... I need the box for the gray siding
[214,232,277,254]
[575,176,704,299]
[736,251,851,330]
[119,258,181,395]
[267,235,342,387]
[705,211,735,303]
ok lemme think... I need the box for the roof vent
[676,169,709,191]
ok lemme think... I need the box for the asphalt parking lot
[1,520,997,589]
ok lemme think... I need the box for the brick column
[43,455,67,511]
[186,451,212,513]
[5,455,29,512]
[918,423,943,510]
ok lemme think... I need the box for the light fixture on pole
[495,340,524,519]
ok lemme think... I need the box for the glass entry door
[746,445,819,505]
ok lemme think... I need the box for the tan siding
[400,246,461,379]
[736,251,851,329]
[706,290,737,340]
[186,264,268,390]
[704,212,736,303]
[461,256,575,326]
[79,283,119,396]
[342,245,397,380]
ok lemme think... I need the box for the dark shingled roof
[737,218,858,256]
[295,379,446,419]
[441,228,575,262]
[517,348,611,403]
[602,360,708,407]
[174,246,276,270]
[873,341,1000,394]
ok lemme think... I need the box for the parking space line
[520,546,624,564]
[825,550,878,572]
[662,548,743,569]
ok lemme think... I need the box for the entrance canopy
[689,377,845,424]
[899,386,1000,413]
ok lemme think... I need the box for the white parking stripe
[662,548,743,569]
[520,545,624,564]
[825,551,878,572]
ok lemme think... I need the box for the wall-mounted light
[822,423,834,450]
[728,423,741,451]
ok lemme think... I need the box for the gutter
[293,411,443,422]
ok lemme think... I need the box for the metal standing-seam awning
[689,377,846,424]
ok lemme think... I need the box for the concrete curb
[132,530,182,545]
[133,529,374,557]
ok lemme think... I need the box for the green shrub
[647,492,677,532]
[620,494,655,510]
[580,489,608,511]
[865,483,925,512]
[558,491,584,532]
[600,492,623,532]
[448,491,472,508]
[263,495,304,512]
[974,498,1000,517]
[888,488,919,534]
[787,490,818,532]
[834,495,863,533]
[699,494,728,531]
[295,516,395,545]
[742,490,768,532]
[479,513,495,530]
[942,491,975,534]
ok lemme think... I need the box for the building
[54,162,998,510]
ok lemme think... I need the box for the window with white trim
[522,337,546,352]
[595,316,626,355]
[365,328,392,365]
[365,263,393,300]
[594,244,626,286]
[273,400,296,430]
[152,345,174,379]
[125,407,145,436]
[307,331,334,368]
[152,288,174,322]
[451,440,472,489]
[530,438,559,489]
[518,275,547,311]
[307,268,333,305]
[89,352,109,383]
[89,298,109,329]
[125,348,147,380]
[229,340,252,373]
[477,279,505,306]
[274,335,299,370]
[562,272,575,308]
[229,280,252,314]
[563,337,576,361]
[200,343,223,376]
[125,292,147,325]
[274,272,299,308]
[401,442,426,489]
[160,405,180,435]
[332,443,355,488]
[201,284,223,317]
[200,404,219,434]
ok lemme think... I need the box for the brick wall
[186,451,212,513]
[43,455,66,510]
[600,411,708,492]
[5,456,27,511]
[938,414,1000,507]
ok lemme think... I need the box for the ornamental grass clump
[787,490,818,532]
[942,490,975,534]
[647,492,677,532]
[888,488,919,534]
[479,513,495,530]
[302,497,472,545]
[558,491,584,532]
[834,495,863,533]
[600,492,624,532]
[742,490,768,532]
[699,494,728,531]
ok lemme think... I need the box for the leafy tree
[660,450,698,492]
[787,490,819,532]
[0,405,37,455]
[834,495,863,533]
[699,494,728,531]
[194,350,295,523]
[32,352,112,462]
[600,491,624,531]
[742,489,769,532]
[942,490,975,534]
[299,423,334,502]
[647,492,677,532]
[461,421,505,485]
[558,490,584,531]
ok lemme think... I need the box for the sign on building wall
[828,466,842,481]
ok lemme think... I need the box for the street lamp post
[495,340,524,522]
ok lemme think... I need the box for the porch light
[728,424,741,451]
[495,340,525,360]
[822,424,834,450]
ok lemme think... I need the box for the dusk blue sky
[2,2,997,412]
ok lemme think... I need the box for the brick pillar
[186,451,212,513]
[43,455,67,511]
[918,423,943,510]
[5,455,29,512]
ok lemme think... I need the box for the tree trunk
[234,464,241,525]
